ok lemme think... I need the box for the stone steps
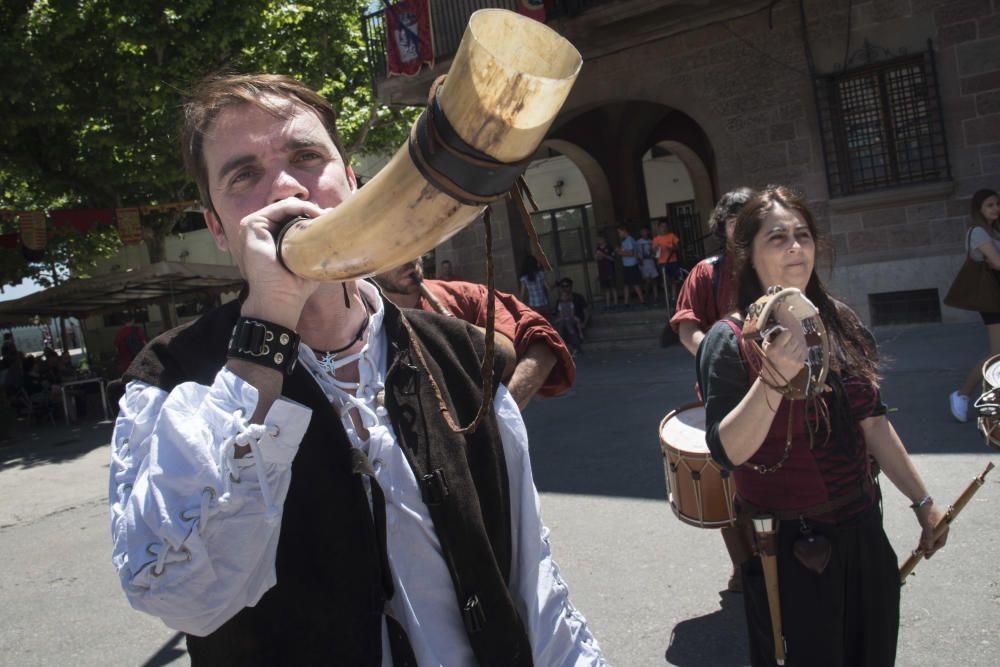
[580,305,673,352]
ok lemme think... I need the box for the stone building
[365,0,995,324]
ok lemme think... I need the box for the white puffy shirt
[109,283,605,666]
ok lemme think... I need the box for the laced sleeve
[109,368,311,635]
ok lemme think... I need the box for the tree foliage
[0,0,417,285]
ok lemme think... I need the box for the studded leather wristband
[227,317,300,375]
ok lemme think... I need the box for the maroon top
[699,317,885,522]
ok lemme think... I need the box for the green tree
[0,0,416,285]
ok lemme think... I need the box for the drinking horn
[275,8,583,281]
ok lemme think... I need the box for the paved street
[1,321,997,666]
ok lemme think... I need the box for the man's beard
[375,272,417,296]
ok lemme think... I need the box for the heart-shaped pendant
[793,533,832,574]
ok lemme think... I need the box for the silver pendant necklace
[315,302,370,374]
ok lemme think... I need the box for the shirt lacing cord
[225,408,281,524]
[147,542,191,577]
[140,409,281,580]
[541,534,591,636]
[308,348,385,441]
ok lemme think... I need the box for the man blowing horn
[108,73,605,666]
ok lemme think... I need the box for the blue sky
[0,278,43,303]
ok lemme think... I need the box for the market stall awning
[0,261,244,322]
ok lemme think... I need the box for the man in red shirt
[668,187,755,592]
[114,317,148,374]
[374,259,574,409]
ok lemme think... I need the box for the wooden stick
[753,515,787,665]
[416,279,453,317]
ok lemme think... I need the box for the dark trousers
[741,507,900,667]
[556,319,581,350]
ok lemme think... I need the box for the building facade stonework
[399,0,998,324]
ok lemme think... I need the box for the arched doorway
[641,139,719,264]
[541,101,718,298]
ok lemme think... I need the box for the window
[530,204,594,267]
[869,289,940,326]
[815,45,950,197]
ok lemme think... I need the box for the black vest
[125,296,533,666]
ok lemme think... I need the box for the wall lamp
[553,179,565,197]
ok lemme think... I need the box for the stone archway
[541,138,615,230]
[652,141,715,235]
[546,101,719,254]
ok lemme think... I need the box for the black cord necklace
[315,299,370,373]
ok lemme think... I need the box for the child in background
[555,289,584,355]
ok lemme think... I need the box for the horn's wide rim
[467,9,582,83]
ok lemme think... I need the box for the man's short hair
[558,277,573,287]
[181,73,347,215]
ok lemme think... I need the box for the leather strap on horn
[408,76,552,270]
[409,76,531,206]
[400,76,560,434]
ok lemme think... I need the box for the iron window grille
[815,41,950,198]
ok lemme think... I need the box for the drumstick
[413,273,454,317]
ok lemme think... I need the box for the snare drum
[659,403,736,528]
[976,354,1000,451]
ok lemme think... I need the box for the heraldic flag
[516,0,548,22]
[385,0,434,77]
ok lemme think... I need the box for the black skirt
[741,505,900,667]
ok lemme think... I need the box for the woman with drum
[697,185,947,666]
[949,189,1000,422]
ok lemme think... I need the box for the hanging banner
[50,208,115,234]
[385,0,434,77]
[17,211,47,251]
[116,207,144,245]
[516,0,548,22]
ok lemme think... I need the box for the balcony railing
[361,0,605,81]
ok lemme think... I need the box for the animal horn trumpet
[275,9,582,281]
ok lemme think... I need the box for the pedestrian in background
[594,231,618,310]
[519,253,551,317]
[652,221,682,304]
[113,317,147,375]
[949,188,1000,422]
[616,224,645,307]
[637,226,660,303]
